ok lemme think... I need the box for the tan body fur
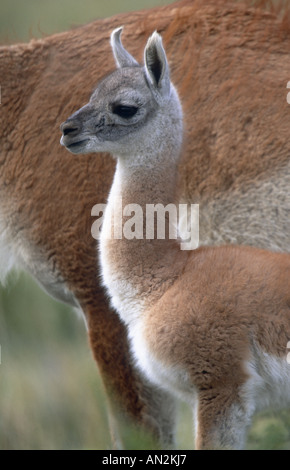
[2,0,290,447]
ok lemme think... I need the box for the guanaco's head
[60,27,182,158]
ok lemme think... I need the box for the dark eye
[112,105,138,119]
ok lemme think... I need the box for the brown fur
[1,0,290,447]
[143,245,290,448]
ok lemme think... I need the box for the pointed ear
[144,31,171,103]
[111,27,139,68]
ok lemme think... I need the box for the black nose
[61,120,81,137]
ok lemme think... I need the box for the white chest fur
[99,163,148,325]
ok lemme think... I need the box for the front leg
[195,386,254,450]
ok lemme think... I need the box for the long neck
[100,118,188,325]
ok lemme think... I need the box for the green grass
[0,271,111,450]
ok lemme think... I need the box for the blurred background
[1,0,290,450]
[0,0,174,43]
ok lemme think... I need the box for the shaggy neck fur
[100,89,187,326]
